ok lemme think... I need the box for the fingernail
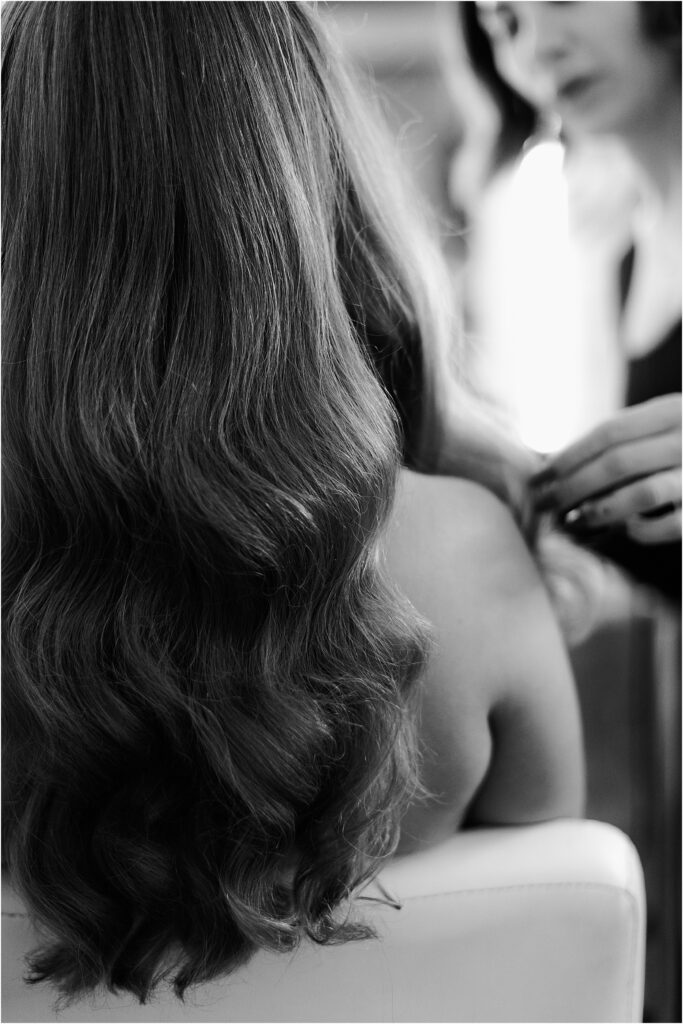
[561,504,606,535]
[640,501,677,520]
[563,506,585,528]
[577,501,604,527]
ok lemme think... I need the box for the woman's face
[477,2,679,139]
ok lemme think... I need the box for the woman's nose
[524,3,572,70]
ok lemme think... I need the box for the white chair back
[2,818,645,1023]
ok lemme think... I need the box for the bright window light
[470,138,620,453]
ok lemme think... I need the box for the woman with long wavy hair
[2,0,583,1006]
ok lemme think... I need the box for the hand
[531,394,682,545]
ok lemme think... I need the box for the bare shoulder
[390,465,510,534]
[385,469,540,621]
[385,469,583,840]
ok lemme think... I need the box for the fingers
[534,432,681,515]
[626,506,682,545]
[529,396,683,549]
[539,394,681,481]
[562,468,681,528]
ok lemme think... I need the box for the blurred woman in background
[458,0,681,603]
[451,7,680,1019]
[2,1,582,1006]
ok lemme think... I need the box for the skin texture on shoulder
[383,469,585,852]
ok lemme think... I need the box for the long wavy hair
[2,1,440,1003]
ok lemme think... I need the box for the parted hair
[2,1,436,1003]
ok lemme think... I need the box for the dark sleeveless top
[582,247,681,604]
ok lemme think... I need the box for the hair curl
[2,1,431,1003]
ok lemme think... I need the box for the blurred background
[319,4,681,1021]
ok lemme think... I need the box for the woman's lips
[556,75,600,104]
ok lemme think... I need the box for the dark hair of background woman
[457,0,682,175]
[457,1,537,171]
[2,1,435,1003]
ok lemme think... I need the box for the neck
[621,88,681,207]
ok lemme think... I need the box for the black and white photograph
[2,3,681,1022]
